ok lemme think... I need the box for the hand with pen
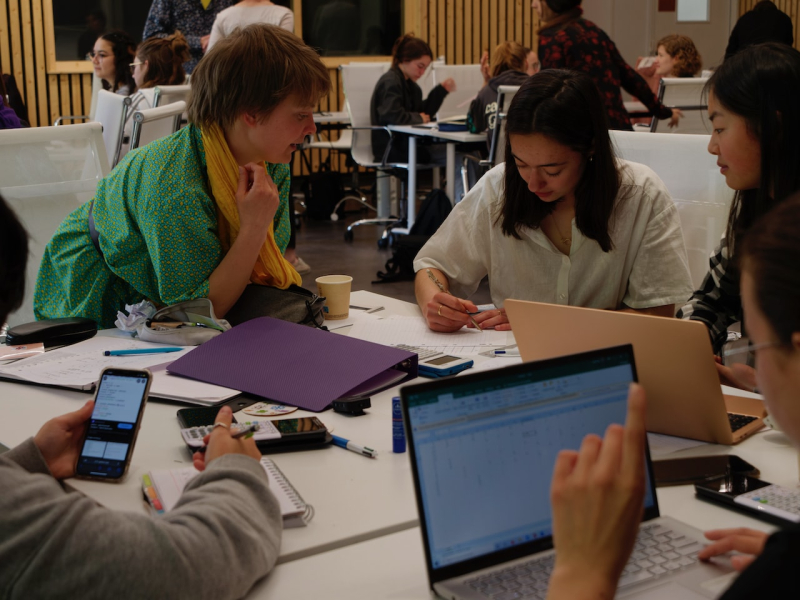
[192,406,261,472]
[417,268,512,332]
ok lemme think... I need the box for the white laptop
[400,345,735,600]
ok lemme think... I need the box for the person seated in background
[0,75,21,129]
[524,46,541,76]
[89,30,137,96]
[725,0,793,60]
[414,70,692,332]
[0,193,282,598]
[208,0,294,52]
[547,195,800,599]
[467,41,530,146]
[677,43,800,390]
[636,34,702,95]
[534,0,681,131]
[370,33,456,164]
[119,32,191,159]
[34,24,330,329]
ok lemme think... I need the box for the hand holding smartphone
[74,367,151,482]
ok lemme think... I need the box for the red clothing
[538,18,671,130]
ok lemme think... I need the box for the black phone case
[6,317,97,347]
[695,476,795,527]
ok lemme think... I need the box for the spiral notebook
[143,457,313,528]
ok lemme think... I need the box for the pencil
[425,269,483,331]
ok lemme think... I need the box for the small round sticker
[242,402,298,417]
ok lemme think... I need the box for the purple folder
[167,317,418,412]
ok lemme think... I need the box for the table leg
[446,142,456,204]
[407,135,417,231]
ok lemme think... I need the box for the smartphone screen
[696,473,772,497]
[76,369,150,480]
[273,417,327,437]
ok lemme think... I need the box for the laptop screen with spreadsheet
[401,345,658,585]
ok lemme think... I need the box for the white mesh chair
[432,64,484,121]
[152,84,191,107]
[0,123,109,326]
[610,130,733,288]
[55,89,131,169]
[129,101,186,151]
[649,77,710,134]
[54,73,104,125]
[461,84,520,195]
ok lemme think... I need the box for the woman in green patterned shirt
[34,24,331,329]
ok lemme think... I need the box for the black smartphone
[175,396,260,429]
[75,367,151,482]
[653,454,759,487]
[695,473,800,527]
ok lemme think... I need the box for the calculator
[180,420,281,449]
[696,474,800,526]
[393,344,474,378]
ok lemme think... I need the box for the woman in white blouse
[414,70,693,332]
[208,0,295,51]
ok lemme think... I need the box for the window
[301,0,402,57]
[676,0,710,23]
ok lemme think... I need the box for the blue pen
[494,349,521,356]
[332,434,378,458]
[104,347,183,356]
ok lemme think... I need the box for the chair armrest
[54,115,90,126]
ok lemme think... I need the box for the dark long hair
[0,193,28,323]
[707,42,800,255]
[741,193,800,346]
[501,69,619,251]
[100,29,137,93]
[390,33,432,69]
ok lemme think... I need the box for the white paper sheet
[646,432,709,458]
[0,337,193,388]
[149,371,240,404]
[348,316,513,350]
[461,357,523,375]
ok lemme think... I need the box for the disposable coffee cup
[315,275,353,320]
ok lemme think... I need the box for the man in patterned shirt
[143,0,234,74]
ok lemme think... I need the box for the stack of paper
[348,316,514,355]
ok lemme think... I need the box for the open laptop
[401,345,735,600]
[401,345,732,600]
[504,300,765,445]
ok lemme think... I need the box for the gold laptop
[504,299,766,445]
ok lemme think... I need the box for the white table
[2,291,796,599]
[386,125,486,231]
[313,111,350,125]
[0,292,423,566]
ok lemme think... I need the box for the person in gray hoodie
[0,192,282,599]
[468,41,530,148]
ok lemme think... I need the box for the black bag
[225,284,326,328]
[304,169,346,220]
[373,189,452,284]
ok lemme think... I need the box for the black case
[6,317,97,347]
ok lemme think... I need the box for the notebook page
[348,316,513,352]
[149,458,308,522]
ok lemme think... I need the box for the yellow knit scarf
[201,123,301,289]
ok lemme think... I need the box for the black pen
[196,423,260,453]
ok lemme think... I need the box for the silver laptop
[400,345,735,600]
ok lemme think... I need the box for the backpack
[303,169,346,221]
[373,189,452,283]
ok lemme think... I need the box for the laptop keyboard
[728,413,758,432]
[464,523,703,599]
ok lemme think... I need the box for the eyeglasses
[86,51,111,61]
[129,61,144,73]
[722,340,783,359]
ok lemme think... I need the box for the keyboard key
[619,570,655,587]
[664,561,681,571]
[649,565,667,575]
[663,551,680,561]
[677,543,703,556]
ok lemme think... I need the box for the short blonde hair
[490,41,528,78]
[188,24,331,130]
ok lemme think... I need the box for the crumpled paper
[115,300,157,334]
